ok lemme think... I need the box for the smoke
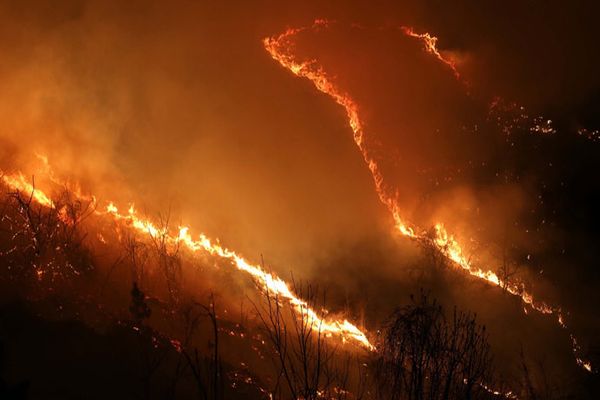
[0,1,392,278]
[1,0,599,379]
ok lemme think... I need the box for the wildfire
[0,18,592,374]
[263,20,592,372]
[0,169,374,350]
[107,203,374,349]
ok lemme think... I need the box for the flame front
[0,171,373,350]
[2,173,54,208]
[0,20,591,372]
[263,20,592,372]
[105,204,373,349]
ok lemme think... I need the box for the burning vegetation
[263,20,592,373]
[0,170,506,399]
[1,3,600,400]
[0,149,597,398]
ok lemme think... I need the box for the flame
[263,20,592,371]
[263,21,412,244]
[106,204,374,349]
[0,171,373,350]
[2,173,54,208]
[0,19,591,372]
[432,223,554,315]
[400,26,460,79]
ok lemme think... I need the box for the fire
[0,172,374,350]
[263,20,592,371]
[0,19,591,373]
[2,173,54,208]
[400,26,460,79]
[263,21,412,243]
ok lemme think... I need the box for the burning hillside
[263,19,591,371]
[1,1,600,400]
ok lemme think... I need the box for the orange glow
[263,20,592,372]
[0,171,374,350]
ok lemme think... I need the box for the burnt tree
[375,292,494,400]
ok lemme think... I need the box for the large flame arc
[263,20,592,372]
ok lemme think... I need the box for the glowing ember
[263,20,592,372]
